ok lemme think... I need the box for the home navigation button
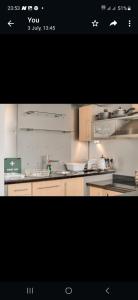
[65,287,73,295]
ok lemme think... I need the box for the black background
[0,33,138,282]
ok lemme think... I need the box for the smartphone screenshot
[0,0,138,298]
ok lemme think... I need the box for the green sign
[4,158,21,173]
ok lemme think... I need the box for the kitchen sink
[30,171,71,177]
[55,171,71,175]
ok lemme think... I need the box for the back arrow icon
[106,287,111,295]
[8,20,14,27]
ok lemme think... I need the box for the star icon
[91,20,99,27]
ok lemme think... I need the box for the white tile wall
[17,129,72,171]
[17,104,89,171]
[4,104,17,157]
[89,138,138,176]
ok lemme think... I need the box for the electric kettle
[97,155,106,170]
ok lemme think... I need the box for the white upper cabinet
[18,104,74,131]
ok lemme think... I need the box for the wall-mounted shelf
[20,128,72,133]
[95,113,138,122]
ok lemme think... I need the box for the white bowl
[65,163,86,172]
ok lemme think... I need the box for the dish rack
[4,173,25,180]
[30,169,50,177]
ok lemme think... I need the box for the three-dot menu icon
[128,20,131,27]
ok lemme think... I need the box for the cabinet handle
[38,185,60,190]
[14,188,29,192]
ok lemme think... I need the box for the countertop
[5,170,115,185]
[120,189,138,196]
[87,179,138,196]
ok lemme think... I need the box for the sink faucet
[47,160,66,173]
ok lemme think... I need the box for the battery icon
[128,6,131,11]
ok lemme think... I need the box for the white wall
[89,139,138,176]
[0,105,5,195]
[0,103,17,196]
[4,104,17,157]
[17,104,87,171]
[17,130,72,171]
[3,103,88,171]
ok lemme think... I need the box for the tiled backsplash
[89,139,138,176]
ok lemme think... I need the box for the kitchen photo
[1,103,138,197]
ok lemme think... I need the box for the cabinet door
[90,186,106,196]
[94,120,116,139]
[90,186,122,196]
[65,177,84,196]
[32,180,65,196]
[104,189,122,196]
[132,104,138,111]
[8,183,32,196]
[79,105,94,141]
[18,104,73,131]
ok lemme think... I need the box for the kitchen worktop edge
[5,170,115,185]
